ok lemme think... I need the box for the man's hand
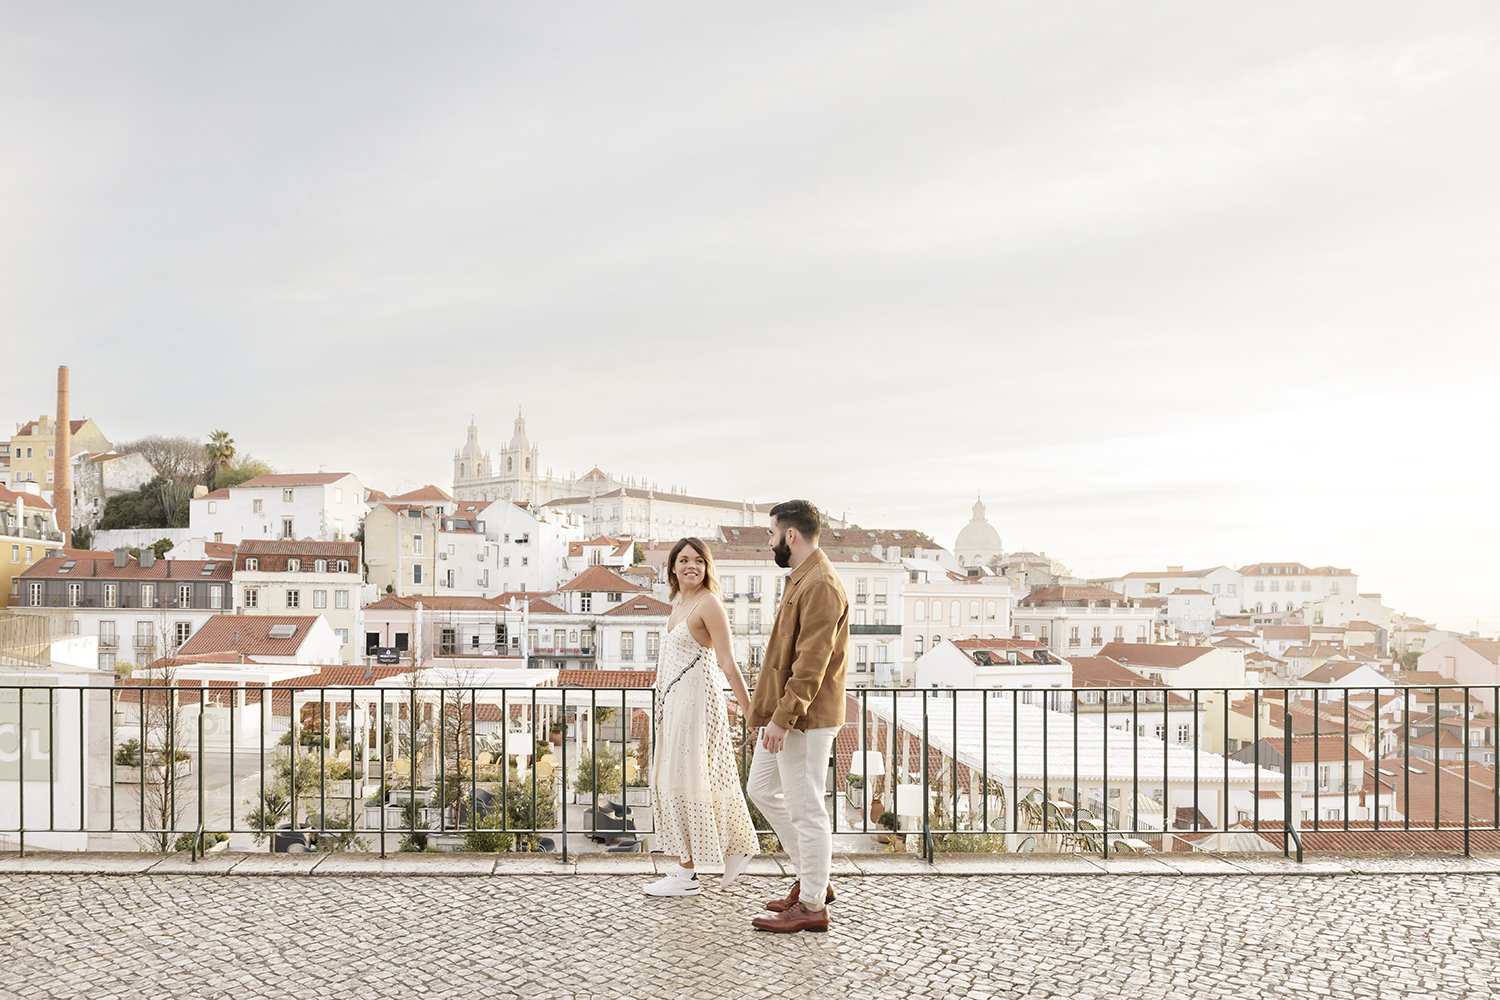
[760,722,789,753]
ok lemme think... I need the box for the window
[99,622,117,648]
[874,579,887,605]
[335,560,349,573]
[1114,626,1124,641]
[1068,626,1081,648]
[856,578,868,603]
[67,583,81,607]
[722,575,735,596]
[288,558,302,572]
[950,601,960,626]
[207,501,217,514]
[244,588,259,609]
[647,632,661,659]
[969,601,980,621]
[313,590,327,609]
[749,609,761,633]
[1091,626,1103,645]
[874,609,886,625]
[335,590,349,609]
[413,535,423,555]
[210,586,223,610]
[986,600,996,621]
[914,636,924,656]
[135,621,152,648]
[854,610,866,626]
[553,629,566,650]
[1228,584,1237,596]
[104,584,117,608]
[749,576,762,599]
[1270,580,1280,592]
[177,584,192,609]
[521,557,528,567]
[621,633,635,661]
[281,518,294,539]
[856,644,869,666]
[1137,625,1148,641]
[174,622,192,649]
[1177,724,1192,744]
[245,558,258,572]
[503,557,510,567]
[413,565,422,585]
[286,590,301,609]
[253,499,264,514]
[141,584,155,608]
[9,545,16,563]
[336,628,349,645]
[283,489,294,503]
[1254,580,1264,592]
[581,592,593,613]
[335,487,343,504]
[1154,724,1166,740]
[914,600,926,621]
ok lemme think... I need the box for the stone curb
[2,851,1499,877]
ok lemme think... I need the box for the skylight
[267,624,298,639]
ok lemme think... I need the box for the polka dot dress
[651,619,759,866]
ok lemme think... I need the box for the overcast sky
[4,3,1497,633]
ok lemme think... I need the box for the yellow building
[7,416,112,498]
[0,486,65,608]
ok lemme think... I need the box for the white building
[1162,590,1217,638]
[16,549,235,671]
[1419,638,1500,712]
[1013,585,1158,658]
[1311,592,1394,632]
[902,558,1014,681]
[233,540,363,662]
[189,473,369,545]
[1238,562,1357,616]
[1097,641,1250,689]
[913,637,1068,694]
[1112,566,1243,618]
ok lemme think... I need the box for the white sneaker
[722,854,751,888]
[643,865,702,896]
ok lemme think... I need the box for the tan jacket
[748,548,849,731]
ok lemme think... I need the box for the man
[747,499,849,933]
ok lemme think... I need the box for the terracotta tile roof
[178,615,323,658]
[527,598,566,615]
[553,669,656,688]
[14,419,89,437]
[1345,621,1383,632]
[1213,637,1256,649]
[236,473,355,488]
[1239,563,1354,576]
[1260,626,1312,641]
[1459,638,1500,663]
[950,637,1051,666]
[1262,735,1370,763]
[197,488,231,501]
[389,485,454,502]
[1097,642,1216,669]
[567,535,630,557]
[21,554,232,581]
[1069,657,1169,688]
[364,594,509,612]
[602,595,673,617]
[1119,567,1227,579]
[1171,589,1212,596]
[236,539,360,571]
[1019,585,1132,607]
[1302,661,1380,684]
[0,486,54,510]
[202,542,237,559]
[559,565,645,593]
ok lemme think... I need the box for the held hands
[760,721,789,753]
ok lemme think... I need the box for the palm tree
[204,430,236,491]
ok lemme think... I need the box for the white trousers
[747,726,838,910]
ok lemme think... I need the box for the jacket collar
[787,547,829,588]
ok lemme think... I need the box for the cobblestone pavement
[3,861,1499,999]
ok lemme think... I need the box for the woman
[643,536,759,896]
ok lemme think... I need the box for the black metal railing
[0,682,1495,863]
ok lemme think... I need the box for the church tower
[499,409,542,501]
[453,417,492,492]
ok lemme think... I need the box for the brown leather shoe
[765,880,836,912]
[751,901,829,933]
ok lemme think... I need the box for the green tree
[573,745,623,797]
[203,430,236,492]
[461,778,560,852]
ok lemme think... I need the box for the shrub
[114,739,142,767]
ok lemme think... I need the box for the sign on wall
[0,687,56,781]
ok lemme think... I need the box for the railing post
[1283,694,1294,860]
[921,690,931,863]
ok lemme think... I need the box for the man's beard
[772,539,792,568]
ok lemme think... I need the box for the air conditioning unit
[439,552,448,560]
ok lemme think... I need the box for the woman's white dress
[650,618,759,865]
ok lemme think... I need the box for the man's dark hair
[770,499,822,540]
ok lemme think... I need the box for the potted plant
[113,738,143,783]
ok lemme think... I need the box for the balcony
[850,624,901,636]
[98,636,118,649]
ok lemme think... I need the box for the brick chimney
[54,365,72,541]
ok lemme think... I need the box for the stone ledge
[1,850,1497,878]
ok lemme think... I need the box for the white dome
[955,498,1002,564]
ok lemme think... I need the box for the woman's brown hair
[666,536,720,601]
